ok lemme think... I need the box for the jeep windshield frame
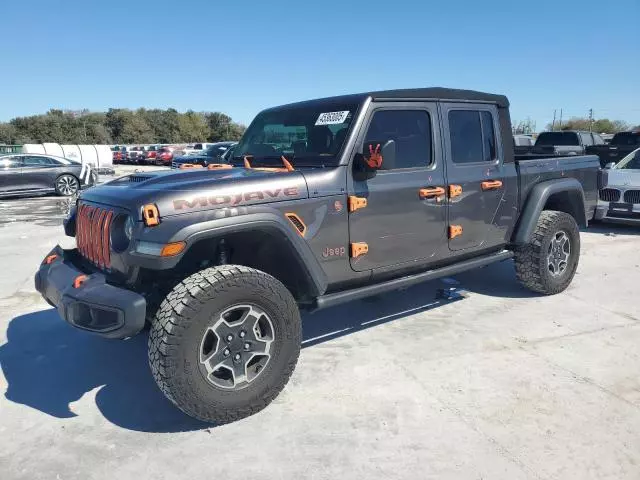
[232,96,364,168]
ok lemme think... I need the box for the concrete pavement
[0,198,639,480]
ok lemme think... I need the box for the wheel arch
[172,213,328,301]
[512,178,586,245]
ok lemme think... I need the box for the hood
[173,154,209,163]
[79,167,309,218]
[604,168,640,189]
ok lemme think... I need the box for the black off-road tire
[514,210,580,295]
[148,265,301,424]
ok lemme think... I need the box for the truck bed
[515,154,600,221]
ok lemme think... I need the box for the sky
[2,0,639,130]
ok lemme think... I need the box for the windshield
[535,132,580,146]
[233,100,360,167]
[614,148,640,170]
[611,132,640,146]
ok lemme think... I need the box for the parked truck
[587,130,640,167]
[35,88,599,424]
[529,130,607,157]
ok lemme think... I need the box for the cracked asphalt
[0,182,639,479]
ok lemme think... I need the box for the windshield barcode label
[315,111,350,125]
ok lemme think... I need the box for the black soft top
[265,87,509,113]
[369,87,509,107]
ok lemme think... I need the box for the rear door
[441,104,506,251]
[347,102,448,271]
[0,156,25,193]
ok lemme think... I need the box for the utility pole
[552,110,557,131]
[588,108,594,132]
[559,109,563,130]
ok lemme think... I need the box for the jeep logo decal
[173,187,299,210]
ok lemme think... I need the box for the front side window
[233,100,359,167]
[614,148,640,170]
[480,111,497,161]
[0,156,21,169]
[363,110,432,169]
[23,156,54,167]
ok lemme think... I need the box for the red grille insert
[76,204,114,269]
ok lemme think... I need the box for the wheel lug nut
[234,353,241,360]
[223,348,230,356]
[226,334,233,342]
[239,330,246,338]
[244,342,250,350]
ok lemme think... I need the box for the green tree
[178,110,209,142]
[547,117,630,134]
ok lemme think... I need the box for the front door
[347,103,448,272]
[0,156,25,194]
[440,103,506,251]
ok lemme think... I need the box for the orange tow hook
[73,275,88,289]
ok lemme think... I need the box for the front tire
[148,265,301,424]
[514,210,580,295]
[55,174,79,196]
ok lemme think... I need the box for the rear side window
[364,110,432,169]
[449,110,497,164]
[579,133,593,146]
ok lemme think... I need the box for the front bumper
[35,246,146,339]
[595,202,640,225]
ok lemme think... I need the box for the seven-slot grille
[623,190,640,204]
[76,203,114,269]
[599,188,620,202]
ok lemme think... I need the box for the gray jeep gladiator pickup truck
[35,88,599,424]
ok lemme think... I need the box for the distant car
[112,146,128,164]
[171,142,238,169]
[181,142,215,157]
[156,146,180,166]
[594,147,640,224]
[0,153,96,197]
[513,134,535,155]
[145,145,159,163]
[587,131,640,167]
[532,130,606,157]
[127,146,148,164]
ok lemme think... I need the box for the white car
[595,147,640,224]
[181,143,213,156]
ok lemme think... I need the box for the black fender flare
[512,178,586,245]
[169,212,328,296]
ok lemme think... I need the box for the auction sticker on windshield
[315,111,350,125]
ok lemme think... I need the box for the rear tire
[148,265,301,424]
[514,210,580,295]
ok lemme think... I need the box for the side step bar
[312,250,514,311]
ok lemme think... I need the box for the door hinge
[448,185,463,198]
[348,196,368,212]
[350,242,369,258]
[449,225,463,239]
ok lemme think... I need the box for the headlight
[124,215,135,241]
[111,214,133,252]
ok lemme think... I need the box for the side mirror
[605,162,616,169]
[358,140,396,171]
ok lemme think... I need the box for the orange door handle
[419,187,446,199]
[481,180,503,191]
